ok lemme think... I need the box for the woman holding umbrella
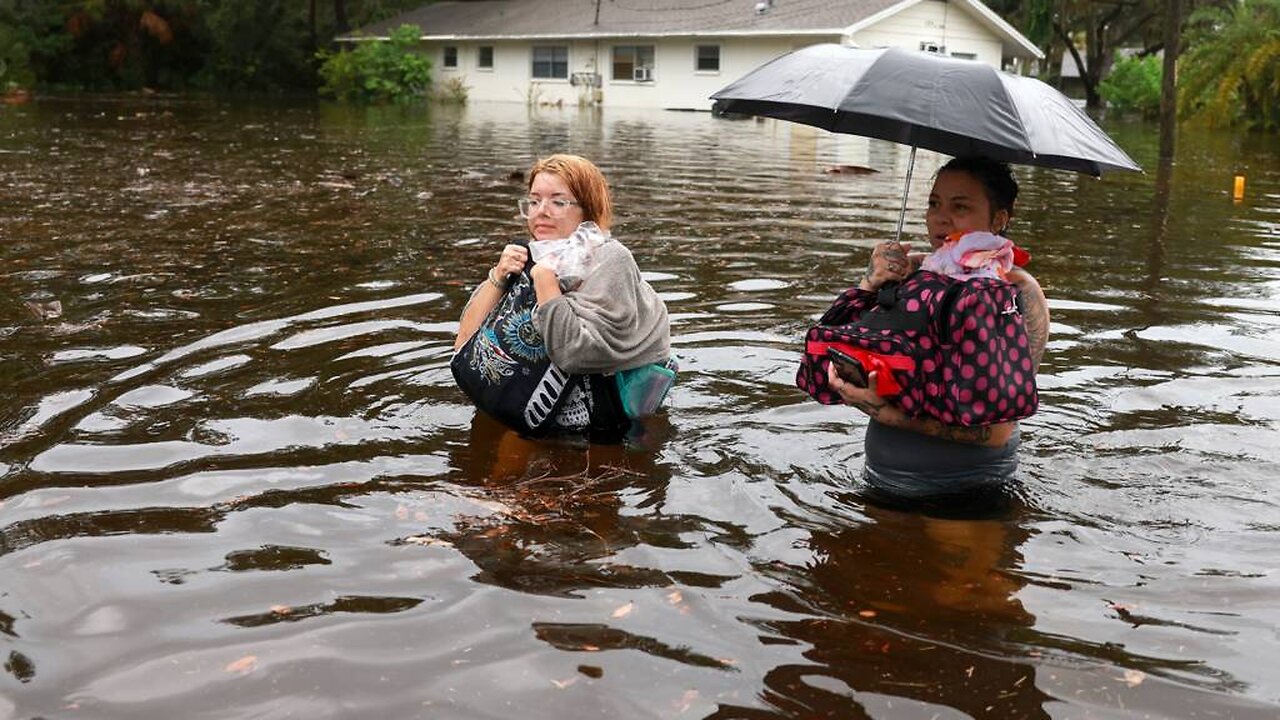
[823,156,1050,501]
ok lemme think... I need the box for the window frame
[531,45,569,80]
[478,45,494,71]
[611,44,656,82]
[694,44,721,73]
[442,45,459,69]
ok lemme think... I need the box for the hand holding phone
[826,348,868,388]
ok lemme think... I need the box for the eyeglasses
[517,196,580,218]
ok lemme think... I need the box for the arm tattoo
[932,422,994,444]
[1020,285,1050,372]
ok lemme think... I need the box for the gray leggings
[862,419,1019,500]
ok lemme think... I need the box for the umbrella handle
[894,146,917,243]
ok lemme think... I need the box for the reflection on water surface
[2,97,1279,719]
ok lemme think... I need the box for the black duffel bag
[450,263,628,439]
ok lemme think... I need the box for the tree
[1052,0,1167,110]
[201,0,311,90]
[1158,0,1181,159]
[1178,0,1280,131]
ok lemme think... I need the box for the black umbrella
[711,44,1142,239]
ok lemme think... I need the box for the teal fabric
[614,360,677,418]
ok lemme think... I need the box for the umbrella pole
[894,146,917,243]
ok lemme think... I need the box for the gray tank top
[862,419,1019,500]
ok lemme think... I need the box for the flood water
[2,96,1279,719]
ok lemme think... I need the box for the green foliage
[201,0,311,91]
[1100,53,1162,117]
[0,0,427,93]
[1179,0,1280,131]
[318,24,431,103]
[0,22,36,89]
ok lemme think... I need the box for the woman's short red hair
[527,154,614,231]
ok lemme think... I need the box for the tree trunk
[334,0,349,34]
[1083,20,1108,110]
[1159,0,1181,160]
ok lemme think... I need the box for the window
[919,41,945,55]
[613,45,655,81]
[478,46,494,70]
[443,46,458,69]
[950,51,977,61]
[695,45,720,72]
[532,46,568,79]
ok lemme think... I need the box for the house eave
[843,0,1043,60]
[339,29,847,43]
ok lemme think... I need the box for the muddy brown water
[2,96,1279,719]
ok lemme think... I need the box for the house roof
[347,0,1043,59]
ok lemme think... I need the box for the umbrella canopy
[710,43,1141,177]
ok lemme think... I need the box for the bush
[318,24,431,103]
[432,75,468,104]
[0,23,36,89]
[1100,53,1162,117]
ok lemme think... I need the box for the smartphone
[826,347,868,387]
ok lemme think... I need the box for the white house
[346,0,1044,110]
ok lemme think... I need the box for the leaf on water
[394,504,409,520]
[612,602,635,619]
[404,536,453,548]
[858,609,877,618]
[1122,669,1146,687]
[965,666,975,678]
[667,591,683,605]
[551,676,578,689]
[224,655,258,674]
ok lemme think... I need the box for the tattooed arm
[1004,268,1049,372]
[825,364,1015,448]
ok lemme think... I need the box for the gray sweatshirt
[533,239,670,374]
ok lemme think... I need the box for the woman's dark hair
[939,156,1018,225]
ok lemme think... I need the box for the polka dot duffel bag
[796,270,1038,427]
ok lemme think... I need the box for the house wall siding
[425,36,834,110]
[419,1,1008,110]
[849,0,1002,67]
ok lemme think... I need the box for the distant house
[344,0,1044,110]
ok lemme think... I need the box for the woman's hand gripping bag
[796,271,1038,427]
[450,267,575,436]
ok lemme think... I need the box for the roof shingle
[354,0,904,39]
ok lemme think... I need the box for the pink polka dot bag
[796,270,1039,427]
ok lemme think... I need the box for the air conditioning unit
[632,67,653,82]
